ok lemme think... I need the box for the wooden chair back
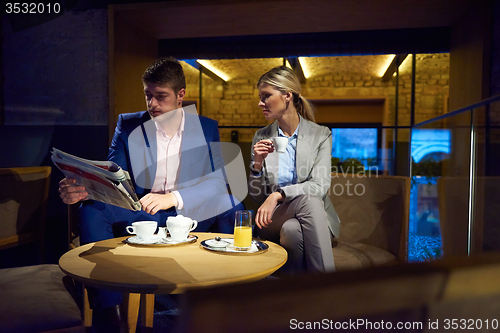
[0,166,51,261]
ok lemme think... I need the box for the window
[327,125,381,169]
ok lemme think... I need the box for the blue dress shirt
[277,124,299,187]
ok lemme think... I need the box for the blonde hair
[257,66,315,122]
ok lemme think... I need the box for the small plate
[125,234,198,247]
[200,238,269,255]
[205,239,230,248]
[126,235,162,245]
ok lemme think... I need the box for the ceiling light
[378,54,396,77]
[196,60,230,81]
[285,59,292,69]
[298,57,312,79]
[398,55,413,74]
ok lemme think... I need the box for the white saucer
[205,239,229,248]
[162,236,192,244]
[126,235,162,245]
[125,234,198,247]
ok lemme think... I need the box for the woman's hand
[255,192,282,229]
[140,192,178,215]
[252,139,274,171]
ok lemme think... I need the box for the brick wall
[183,54,450,142]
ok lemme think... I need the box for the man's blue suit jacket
[107,110,228,213]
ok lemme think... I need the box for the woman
[249,66,340,274]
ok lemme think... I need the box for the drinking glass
[234,210,252,250]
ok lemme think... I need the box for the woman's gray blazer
[248,115,340,237]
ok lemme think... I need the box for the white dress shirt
[151,110,185,209]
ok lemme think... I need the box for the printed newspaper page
[51,148,141,211]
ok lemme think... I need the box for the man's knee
[78,201,113,243]
[78,200,141,243]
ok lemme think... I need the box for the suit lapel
[141,119,158,189]
[296,116,312,183]
[178,113,209,183]
[142,119,157,169]
[180,113,206,152]
[128,113,157,193]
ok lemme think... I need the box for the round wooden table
[59,232,287,332]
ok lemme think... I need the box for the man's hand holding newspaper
[51,148,141,211]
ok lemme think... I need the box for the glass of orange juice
[234,210,252,250]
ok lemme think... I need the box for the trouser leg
[256,194,335,274]
[279,218,306,273]
[294,195,335,273]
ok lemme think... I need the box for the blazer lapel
[128,115,157,193]
[142,119,157,172]
[296,116,313,183]
[178,113,209,184]
[180,113,206,152]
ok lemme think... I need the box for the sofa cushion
[332,239,398,271]
[329,175,409,258]
[0,264,82,333]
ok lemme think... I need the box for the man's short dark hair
[142,57,186,95]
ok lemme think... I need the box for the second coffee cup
[167,215,198,241]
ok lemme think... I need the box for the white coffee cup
[272,137,288,153]
[126,221,158,242]
[167,215,198,241]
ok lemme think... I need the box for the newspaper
[51,147,141,211]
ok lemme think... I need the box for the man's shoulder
[119,111,149,122]
[114,111,150,137]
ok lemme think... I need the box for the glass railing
[409,94,500,261]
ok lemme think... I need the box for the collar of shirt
[154,109,185,140]
[277,121,299,186]
[277,121,299,139]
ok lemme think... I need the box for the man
[59,57,243,325]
